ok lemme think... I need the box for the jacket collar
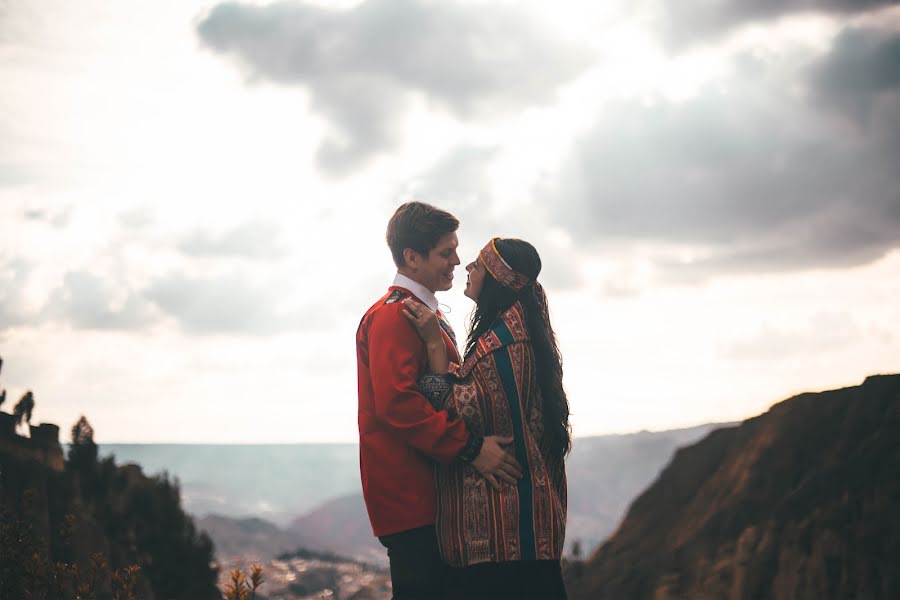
[392,272,439,313]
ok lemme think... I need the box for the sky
[0,0,898,443]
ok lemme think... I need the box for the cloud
[399,145,583,289]
[721,312,860,360]
[659,0,893,48]
[0,124,36,188]
[43,271,153,331]
[144,271,321,336]
[402,145,499,216]
[0,163,31,188]
[11,263,344,337]
[118,207,155,229]
[177,221,286,260]
[23,206,72,228]
[0,257,34,331]
[810,25,900,120]
[196,0,591,173]
[2,261,152,333]
[545,29,900,279]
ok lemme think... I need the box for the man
[357,202,522,599]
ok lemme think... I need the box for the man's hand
[472,436,523,491]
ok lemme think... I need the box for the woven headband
[478,238,531,292]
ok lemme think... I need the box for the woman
[401,237,571,600]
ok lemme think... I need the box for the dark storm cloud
[196,0,591,173]
[660,0,893,48]
[43,272,152,330]
[546,27,900,278]
[177,221,286,260]
[144,272,323,336]
[811,25,900,118]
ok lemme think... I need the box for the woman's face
[464,258,486,300]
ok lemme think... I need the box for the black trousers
[445,560,568,600]
[378,527,567,600]
[379,525,448,600]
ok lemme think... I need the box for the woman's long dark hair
[465,238,572,465]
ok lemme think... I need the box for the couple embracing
[356,202,571,600]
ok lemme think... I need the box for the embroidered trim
[419,373,451,410]
[457,427,484,463]
[437,313,458,351]
[419,373,483,463]
[479,238,530,292]
[384,289,409,304]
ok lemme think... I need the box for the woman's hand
[402,299,449,373]
[401,299,443,345]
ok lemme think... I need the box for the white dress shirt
[393,272,439,313]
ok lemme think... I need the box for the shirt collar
[393,272,439,313]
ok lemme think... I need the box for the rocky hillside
[565,374,900,600]
[287,492,384,564]
[197,513,308,561]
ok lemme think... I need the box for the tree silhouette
[69,415,99,470]
[12,391,34,428]
[0,355,6,410]
[1,360,220,599]
[572,539,583,560]
[62,416,220,598]
[71,415,95,445]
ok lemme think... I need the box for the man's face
[409,232,460,293]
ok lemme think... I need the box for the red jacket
[357,286,468,536]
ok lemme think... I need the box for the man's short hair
[386,202,459,268]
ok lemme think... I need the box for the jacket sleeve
[418,371,484,463]
[367,303,469,465]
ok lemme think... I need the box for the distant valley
[97,443,360,524]
[101,422,729,563]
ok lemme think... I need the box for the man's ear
[402,247,419,271]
